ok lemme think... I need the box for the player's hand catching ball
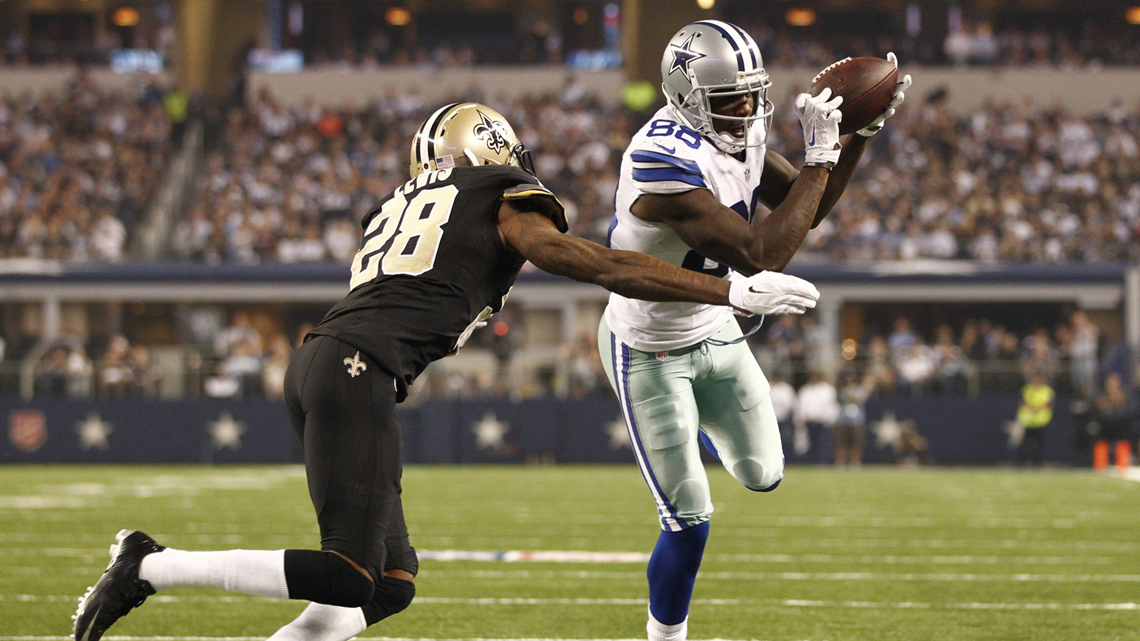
[795,88,843,167]
[857,52,912,137]
[729,271,820,316]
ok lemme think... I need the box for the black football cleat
[72,529,165,641]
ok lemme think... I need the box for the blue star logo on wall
[667,33,706,78]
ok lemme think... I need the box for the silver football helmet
[660,20,773,153]
[409,102,535,179]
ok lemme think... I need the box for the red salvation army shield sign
[9,410,47,453]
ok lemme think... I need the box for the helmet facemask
[671,69,773,154]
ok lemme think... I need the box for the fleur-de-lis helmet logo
[473,110,510,154]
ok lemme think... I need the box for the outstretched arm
[496,203,819,314]
[498,203,730,305]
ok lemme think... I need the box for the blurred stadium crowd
[0,75,172,261]
[3,80,1138,264]
[12,304,1136,408]
[4,18,1140,69]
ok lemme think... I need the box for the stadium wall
[0,395,1076,466]
[0,68,173,94]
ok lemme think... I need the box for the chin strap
[705,316,765,346]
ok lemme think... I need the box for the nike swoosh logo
[808,128,816,146]
[748,286,765,294]
[653,142,676,154]
[78,604,101,641]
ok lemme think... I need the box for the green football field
[2,464,1138,641]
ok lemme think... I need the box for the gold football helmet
[409,102,535,178]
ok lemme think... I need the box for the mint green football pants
[598,315,785,532]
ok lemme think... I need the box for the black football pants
[284,335,418,580]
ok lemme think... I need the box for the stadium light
[1127,6,1140,24]
[696,0,715,9]
[786,8,816,26]
[385,7,412,26]
[842,338,857,360]
[112,7,140,27]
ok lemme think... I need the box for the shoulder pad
[502,183,568,233]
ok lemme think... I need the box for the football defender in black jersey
[73,103,820,641]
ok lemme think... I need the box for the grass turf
[1,464,1137,640]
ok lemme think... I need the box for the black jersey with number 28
[308,165,566,401]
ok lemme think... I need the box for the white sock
[139,548,290,599]
[266,602,368,641]
[647,608,688,641]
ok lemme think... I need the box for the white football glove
[795,87,843,166]
[729,271,820,316]
[857,52,912,137]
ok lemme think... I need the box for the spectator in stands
[90,208,128,262]
[932,324,968,395]
[795,372,839,464]
[261,333,293,399]
[223,339,264,397]
[561,332,606,398]
[864,335,897,396]
[1068,311,1099,397]
[758,315,803,385]
[1020,328,1060,382]
[887,317,919,359]
[129,345,158,396]
[97,335,134,397]
[991,329,1024,392]
[203,362,240,398]
[896,343,936,396]
[215,312,261,357]
[800,315,832,378]
[834,371,872,467]
[768,372,797,455]
[34,345,69,397]
[65,345,94,397]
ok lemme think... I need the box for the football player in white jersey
[598,20,911,641]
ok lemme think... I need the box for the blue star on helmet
[667,33,706,78]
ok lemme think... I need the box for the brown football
[809,57,898,135]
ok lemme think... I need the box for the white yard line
[420,569,1140,582]
[4,534,1136,553]
[1119,467,1140,482]
[2,547,1120,567]
[781,599,1140,611]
